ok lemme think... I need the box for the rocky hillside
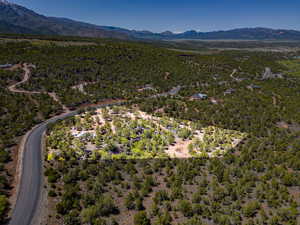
[1,0,300,40]
[0,0,129,39]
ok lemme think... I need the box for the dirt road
[8,64,40,94]
[8,63,70,112]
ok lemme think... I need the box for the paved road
[9,102,124,225]
[8,70,179,225]
[9,111,76,225]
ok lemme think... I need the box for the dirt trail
[48,92,70,113]
[8,63,70,112]
[230,69,238,80]
[8,63,40,94]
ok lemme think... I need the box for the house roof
[191,93,208,99]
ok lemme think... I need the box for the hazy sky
[11,0,300,32]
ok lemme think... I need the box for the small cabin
[224,88,235,95]
[191,93,208,100]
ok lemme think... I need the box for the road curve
[8,65,179,225]
[8,64,70,112]
[9,102,125,225]
[8,64,40,94]
[9,111,75,225]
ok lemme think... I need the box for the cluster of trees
[1,38,288,109]
[0,41,64,221]
[47,105,248,161]
[188,126,247,157]
[0,89,62,148]
[43,46,300,224]
[0,38,291,151]
[0,88,62,222]
[47,107,187,160]
[0,35,299,224]
[0,148,10,223]
[44,155,299,224]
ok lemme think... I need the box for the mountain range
[1,0,300,40]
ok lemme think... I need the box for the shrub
[243,201,260,217]
[155,210,172,225]
[0,195,8,222]
[48,190,57,197]
[134,211,151,225]
[178,200,193,217]
[154,190,169,204]
[125,193,135,210]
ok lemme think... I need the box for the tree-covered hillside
[0,36,299,224]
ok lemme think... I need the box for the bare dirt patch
[166,138,192,158]
[276,121,300,132]
[276,121,289,129]
[71,82,97,94]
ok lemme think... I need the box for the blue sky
[11,0,300,32]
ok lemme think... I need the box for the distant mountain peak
[160,31,174,36]
[0,1,300,40]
